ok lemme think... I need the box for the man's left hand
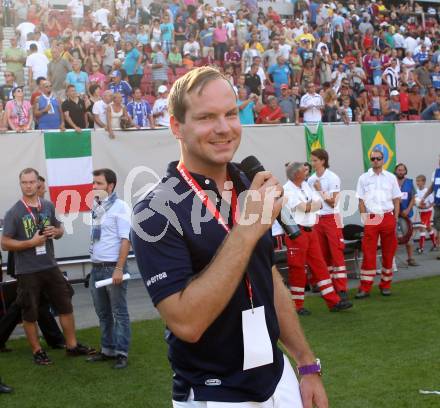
[300,374,329,408]
[112,268,123,285]
[401,209,409,218]
[42,226,57,239]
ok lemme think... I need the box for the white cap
[390,90,399,97]
[158,85,168,94]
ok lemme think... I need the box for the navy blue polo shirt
[131,161,284,403]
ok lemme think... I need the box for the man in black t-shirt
[245,63,262,96]
[1,168,95,365]
[62,85,89,131]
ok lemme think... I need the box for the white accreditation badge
[242,306,274,371]
[35,244,47,256]
[401,192,408,200]
[435,178,440,185]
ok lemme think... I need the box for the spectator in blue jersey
[66,59,89,95]
[108,70,132,106]
[33,81,65,130]
[237,87,257,125]
[414,44,429,66]
[421,90,440,120]
[122,41,143,89]
[126,88,155,128]
[268,56,291,97]
[431,64,440,90]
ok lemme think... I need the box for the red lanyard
[177,162,254,310]
[21,197,41,227]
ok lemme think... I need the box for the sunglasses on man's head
[370,156,383,162]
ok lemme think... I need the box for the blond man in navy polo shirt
[132,67,328,407]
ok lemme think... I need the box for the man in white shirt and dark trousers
[308,149,349,300]
[87,169,131,369]
[283,162,353,315]
[300,83,323,123]
[355,149,402,299]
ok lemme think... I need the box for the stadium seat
[175,67,188,77]
[409,115,421,120]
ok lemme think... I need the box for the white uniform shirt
[415,187,434,212]
[283,180,322,227]
[308,169,341,215]
[300,93,323,123]
[91,198,131,262]
[356,169,402,214]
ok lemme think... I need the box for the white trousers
[172,355,303,408]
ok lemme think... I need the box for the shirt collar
[166,161,249,194]
[367,167,384,176]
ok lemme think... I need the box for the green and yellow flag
[305,122,325,160]
[361,123,396,171]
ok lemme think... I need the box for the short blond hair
[168,66,232,123]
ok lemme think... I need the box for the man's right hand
[30,231,47,248]
[237,171,284,238]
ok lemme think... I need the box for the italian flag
[44,130,93,213]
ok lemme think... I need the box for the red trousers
[315,214,348,293]
[286,228,341,310]
[359,212,398,292]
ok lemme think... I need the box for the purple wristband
[298,358,322,376]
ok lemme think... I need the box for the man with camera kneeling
[1,168,95,365]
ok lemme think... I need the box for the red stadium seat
[175,67,188,77]
[409,115,421,121]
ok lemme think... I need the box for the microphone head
[240,156,265,182]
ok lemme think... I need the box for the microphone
[94,195,102,206]
[240,156,301,240]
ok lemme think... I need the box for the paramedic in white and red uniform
[308,149,349,300]
[283,162,353,316]
[355,148,402,299]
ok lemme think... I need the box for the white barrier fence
[1,122,440,262]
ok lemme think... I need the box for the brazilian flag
[361,123,396,171]
[305,122,325,161]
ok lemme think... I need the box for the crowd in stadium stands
[0,0,440,134]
